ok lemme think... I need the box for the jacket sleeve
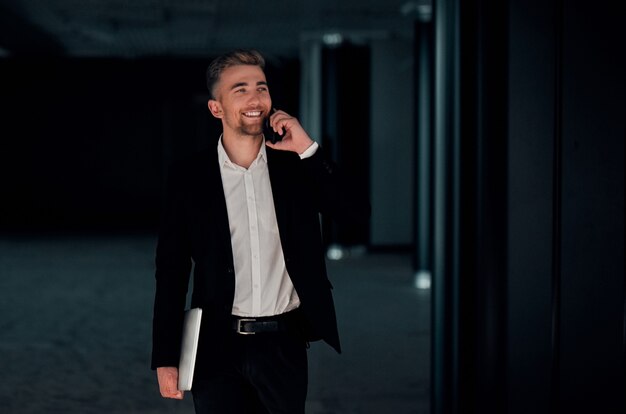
[299,147,371,226]
[151,162,192,369]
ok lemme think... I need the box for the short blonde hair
[206,49,265,99]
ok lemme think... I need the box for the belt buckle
[236,318,257,335]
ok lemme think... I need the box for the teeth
[244,111,262,117]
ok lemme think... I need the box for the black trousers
[191,330,308,414]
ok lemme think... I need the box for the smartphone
[264,108,284,144]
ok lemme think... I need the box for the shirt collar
[217,134,267,170]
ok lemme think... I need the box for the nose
[247,90,270,109]
[248,90,261,106]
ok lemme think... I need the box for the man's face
[209,64,272,138]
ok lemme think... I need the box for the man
[151,49,369,413]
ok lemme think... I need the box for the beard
[222,109,267,137]
[238,122,264,137]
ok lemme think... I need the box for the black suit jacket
[151,144,369,370]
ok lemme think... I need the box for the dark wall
[432,0,624,413]
[508,0,624,412]
[321,44,370,246]
[507,0,556,410]
[0,58,205,232]
[557,0,624,410]
[0,57,299,233]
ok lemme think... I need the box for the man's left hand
[265,110,315,155]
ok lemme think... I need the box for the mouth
[242,111,263,118]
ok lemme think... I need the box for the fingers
[157,367,185,400]
[163,384,184,400]
[163,390,184,399]
[160,382,184,399]
[265,138,289,151]
[267,110,314,152]
[269,109,297,135]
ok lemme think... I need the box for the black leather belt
[231,311,297,335]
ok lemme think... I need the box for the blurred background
[0,0,623,413]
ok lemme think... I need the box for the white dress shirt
[217,137,318,317]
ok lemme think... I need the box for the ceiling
[0,0,431,58]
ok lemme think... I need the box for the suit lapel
[202,147,234,265]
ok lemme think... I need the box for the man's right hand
[157,367,184,400]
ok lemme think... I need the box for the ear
[208,100,223,119]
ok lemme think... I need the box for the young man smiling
[151,49,369,413]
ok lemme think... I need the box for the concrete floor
[0,235,430,413]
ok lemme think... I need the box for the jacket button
[227,267,234,274]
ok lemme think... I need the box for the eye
[235,88,246,94]
[258,86,268,93]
